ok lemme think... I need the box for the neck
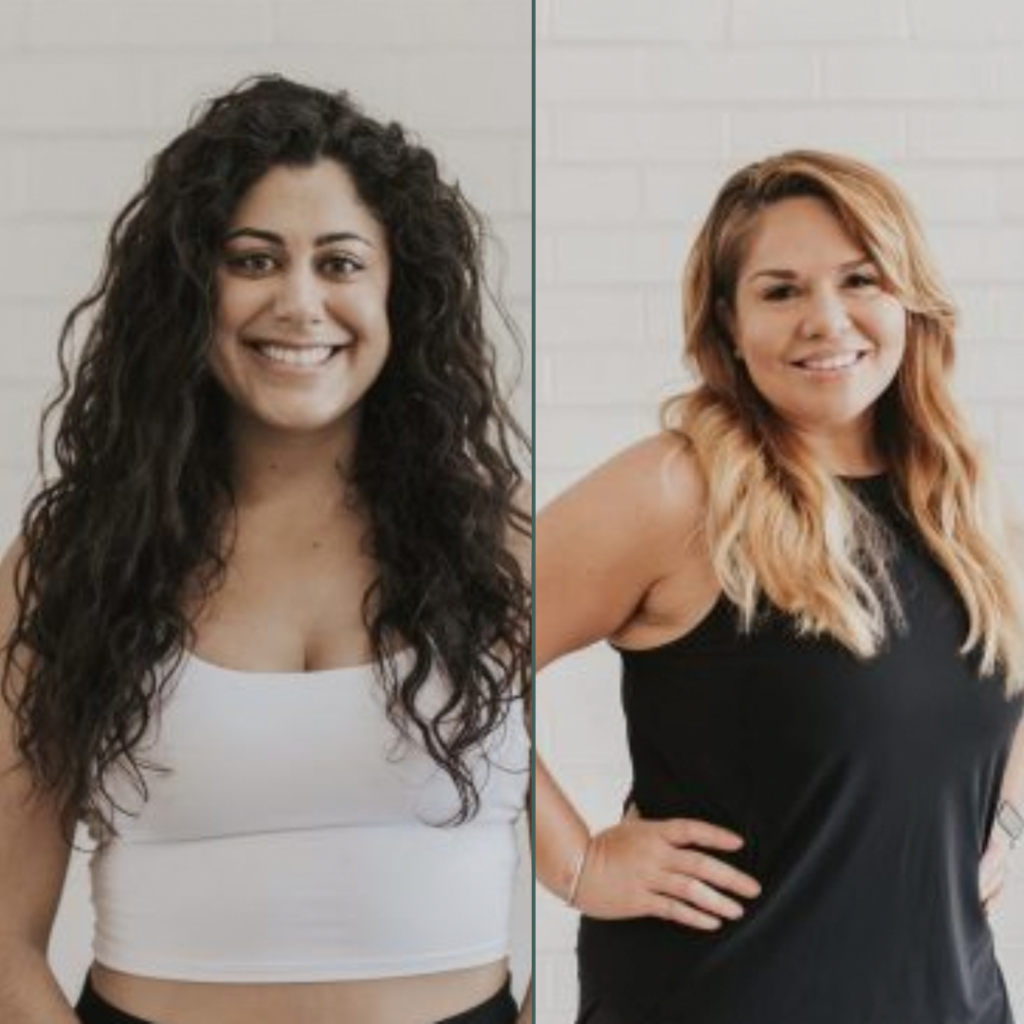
[227,416,359,523]
[794,417,884,478]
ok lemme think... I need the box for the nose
[800,284,851,341]
[271,265,326,326]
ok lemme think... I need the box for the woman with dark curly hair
[0,75,531,1024]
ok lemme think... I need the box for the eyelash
[761,273,880,302]
[763,285,797,302]
[224,252,364,277]
[845,272,878,289]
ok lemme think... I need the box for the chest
[622,533,1022,800]
[103,655,530,842]
[190,518,378,672]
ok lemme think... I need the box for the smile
[245,342,346,368]
[791,350,868,374]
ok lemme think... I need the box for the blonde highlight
[663,150,1024,689]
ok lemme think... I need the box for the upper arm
[536,433,705,673]
[0,538,72,953]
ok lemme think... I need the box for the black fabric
[578,475,1022,1024]
[75,976,151,1024]
[76,973,517,1024]
[439,976,518,1024]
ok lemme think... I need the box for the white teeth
[255,344,336,367]
[798,352,862,371]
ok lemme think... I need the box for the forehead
[227,159,386,245]
[740,195,864,276]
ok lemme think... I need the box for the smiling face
[210,158,391,447]
[728,195,907,472]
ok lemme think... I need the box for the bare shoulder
[611,431,705,514]
[536,434,707,667]
[544,431,705,543]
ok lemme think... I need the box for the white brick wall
[537,1,1024,1021]
[0,0,531,1004]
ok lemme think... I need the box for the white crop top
[89,651,529,982]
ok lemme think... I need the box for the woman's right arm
[0,540,80,1022]
[535,436,761,930]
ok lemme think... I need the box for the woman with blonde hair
[536,150,1024,1023]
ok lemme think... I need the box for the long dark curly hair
[2,74,531,838]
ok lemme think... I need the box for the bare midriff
[90,958,511,1024]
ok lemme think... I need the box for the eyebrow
[746,256,873,283]
[223,228,375,248]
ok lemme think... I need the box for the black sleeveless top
[577,476,1022,1024]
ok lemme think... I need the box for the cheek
[867,301,907,363]
[329,286,391,337]
[883,305,907,348]
[213,281,247,336]
[205,339,235,395]
[735,313,791,368]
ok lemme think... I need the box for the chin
[277,413,352,433]
[242,402,354,433]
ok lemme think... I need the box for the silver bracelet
[564,838,592,907]
[997,799,1024,849]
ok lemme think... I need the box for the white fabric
[89,651,529,981]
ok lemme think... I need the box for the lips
[244,339,350,368]
[790,349,869,372]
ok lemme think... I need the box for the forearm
[0,942,79,1023]
[535,754,591,900]
[515,981,532,1024]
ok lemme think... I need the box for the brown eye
[320,254,363,277]
[845,272,879,290]
[225,252,277,275]
[763,284,798,302]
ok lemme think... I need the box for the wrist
[563,835,593,907]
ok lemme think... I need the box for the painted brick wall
[0,0,531,1002]
[536,1,1024,1021]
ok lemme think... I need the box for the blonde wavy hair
[662,150,1024,690]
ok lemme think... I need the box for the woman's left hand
[980,831,1012,915]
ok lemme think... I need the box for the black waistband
[439,976,517,1024]
[76,976,149,1024]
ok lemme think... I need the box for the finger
[983,891,1003,918]
[982,874,1006,907]
[979,851,1007,901]
[980,868,1005,903]
[657,873,746,920]
[671,848,762,899]
[662,818,745,852]
[650,894,722,931]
